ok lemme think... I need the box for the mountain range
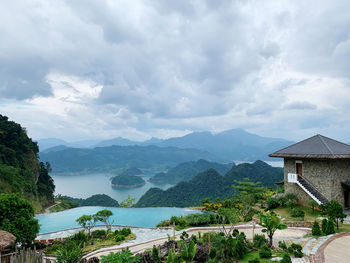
[38,128,293,161]
[39,145,218,174]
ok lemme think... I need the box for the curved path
[311,232,350,263]
[85,224,309,259]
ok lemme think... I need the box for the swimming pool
[35,206,202,234]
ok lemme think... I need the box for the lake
[52,173,172,202]
[35,207,201,233]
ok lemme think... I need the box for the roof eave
[269,153,350,159]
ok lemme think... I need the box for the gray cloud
[284,102,317,110]
[0,0,350,142]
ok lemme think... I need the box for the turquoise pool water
[35,206,202,234]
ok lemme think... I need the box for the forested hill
[40,145,219,174]
[149,159,234,184]
[0,115,55,211]
[136,160,283,207]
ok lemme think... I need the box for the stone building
[269,134,350,207]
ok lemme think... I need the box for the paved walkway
[323,234,350,263]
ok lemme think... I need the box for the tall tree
[259,211,287,247]
[95,209,114,232]
[76,214,97,237]
[0,193,39,245]
[325,200,346,230]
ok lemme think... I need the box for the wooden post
[252,221,255,238]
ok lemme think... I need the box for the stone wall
[284,158,350,206]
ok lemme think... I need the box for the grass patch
[83,233,136,253]
[335,223,350,233]
[239,250,287,263]
[272,205,322,222]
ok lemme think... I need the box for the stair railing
[297,174,328,203]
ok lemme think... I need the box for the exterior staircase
[288,173,328,205]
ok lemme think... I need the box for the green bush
[278,241,287,250]
[277,196,287,207]
[115,234,126,242]
[70,231,87,243]
[288,243,303,258]
[322,219,328,233]
[209,248,217,259]
[152,246,161,263]
[253,234,267,248]
[312,221,322,236]
[285,193,298,201]
[280,254,292,263]
[325,219,335,235]
[266,198,280,210]
[259,245,272,258]
[157,220,171,227]
[121,227,132,236]
[101,249,140,263]
[290,208,305,219]
[55,241,84,263]
[92,229,106,239]
[248,259,260,263]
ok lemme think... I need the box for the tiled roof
[269,134,350,159]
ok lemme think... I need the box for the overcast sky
[1,0,350,142]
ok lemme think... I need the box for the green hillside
[0,115,55,211]
[136,160,283,207]
[61,194,119,207]
[40,145,219,174]
[149,159,234,184]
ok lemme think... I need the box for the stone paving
[323,234,350,263]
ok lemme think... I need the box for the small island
[120,167,144,177]
[111,174,146,188]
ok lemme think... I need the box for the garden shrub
[277,196,287,207]
[325,219,335,235]
[266,197,280,210]
[312,221,322,236]
[185,213,212,226]
[209,248,217,259]
[190,234,198,244]
[259,245,272,258]
[290,208,305,219]
[115,234,125,242]
[285,193,298,208]
[321,219,328,233]
[107,232,115,239]
[180,231,189,241]
[152,246,161,263]
[55,241,84,263]
[278,241,287,250]
[248,259,260,263]
[92,229,106,239]
[288,243,303,258]
[70,231,87,243]
[232,229,239,237]
[253,234,267,248]
[101,249,140,263]
[157,220,171,227]
[121,227,131,236]
[280,254,292,263]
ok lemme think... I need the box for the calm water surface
[52,173,172,202]
[36,207,201,233]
